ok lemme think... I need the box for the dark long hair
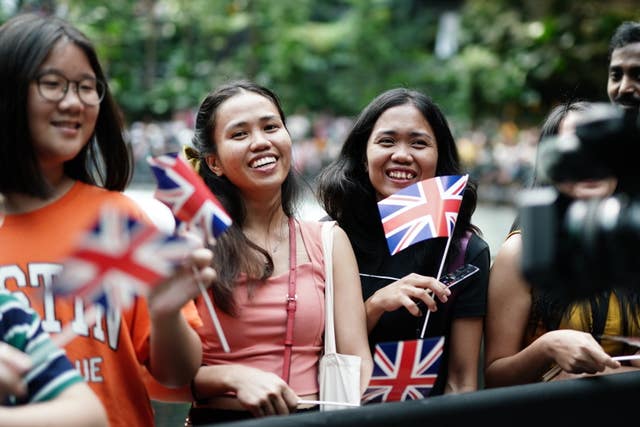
[0,13,131,197]
[190,80,302,314]
[316,87,479,272]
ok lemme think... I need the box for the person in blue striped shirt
[0,289,107,426]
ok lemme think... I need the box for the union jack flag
[362,336,445,404]
[378,175,468,255]
[53,205,198,309]
[147,152,232,243]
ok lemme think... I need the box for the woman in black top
[316,88,490,396]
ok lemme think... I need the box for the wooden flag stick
[420,234,454,339]
[298,399,359,407]
[192,265,230,353]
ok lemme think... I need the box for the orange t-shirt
[0,181,199,427]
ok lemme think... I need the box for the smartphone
[414,264,480,318]
[439,263,480,289]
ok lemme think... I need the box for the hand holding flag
[377,175,469,338]
[147,151,232,352]
[54,205,199,308]
[51,204,201,348]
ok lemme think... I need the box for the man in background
[607,21,640,111]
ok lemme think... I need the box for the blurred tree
[1,0,637,126]
[449,0,638,126]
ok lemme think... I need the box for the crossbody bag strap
[321,221,337,354]
[283,217,297,383]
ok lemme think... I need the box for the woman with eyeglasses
[0,13,216,427]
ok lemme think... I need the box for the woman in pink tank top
[182,80,372,425]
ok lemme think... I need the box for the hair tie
[183,145,201,172]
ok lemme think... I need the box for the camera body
[519,104,640,297]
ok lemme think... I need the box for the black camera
[519,104,640,297]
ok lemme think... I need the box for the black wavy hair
[316,87,480,272]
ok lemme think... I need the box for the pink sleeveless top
[196,220,326,395]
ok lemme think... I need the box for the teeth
[388,170,416,180]
[54,121,80,129]
[251,156,276,168]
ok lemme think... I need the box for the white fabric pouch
[318,221,362,411]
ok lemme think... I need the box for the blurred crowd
[128,112,539,205]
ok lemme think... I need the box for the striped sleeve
[0,290,83,405]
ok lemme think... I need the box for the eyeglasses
[35,71,106,106]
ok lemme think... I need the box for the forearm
[149,311,202,387]
[359,356,374,394]
[191,365,251,399]
[143,367,193,402]
[485,337,555,388]
[0,407,106,427]
[444,369,478,394]
[446,318,482,394]
[0,383,108,427]
[364,296,384,333]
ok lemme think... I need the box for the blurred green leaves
[7,0,636,126]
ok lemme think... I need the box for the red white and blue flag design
[147,152,232,243]
[362,336,445,404]
[53,205,198,309]
[378,175,468,255]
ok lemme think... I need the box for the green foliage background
[3,0,638,129]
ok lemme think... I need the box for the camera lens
[564,195,640,294]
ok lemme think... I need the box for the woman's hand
[227,366,299,417]
[368,273,450,317]
[147,247,216,317]
[544,330,621,375]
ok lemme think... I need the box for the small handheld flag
[147,152,232,352]
[377,175,468,255]
[362,336,445,403]
[147,152,232,243]
[53,205,198,309]
[50,205,199,349]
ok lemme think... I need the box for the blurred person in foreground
[484,101,639,388]
[0,193,106,426]
[0,289,108,427]
[0,13,216,426]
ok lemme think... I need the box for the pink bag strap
[283,217,297,383]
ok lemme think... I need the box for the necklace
[271,223,288,253]
[244,217,289,254]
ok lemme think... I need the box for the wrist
[364,296,380,319]
[190,377,205,403]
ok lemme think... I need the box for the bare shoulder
[493,233,523,266]
[490,233,530,297]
